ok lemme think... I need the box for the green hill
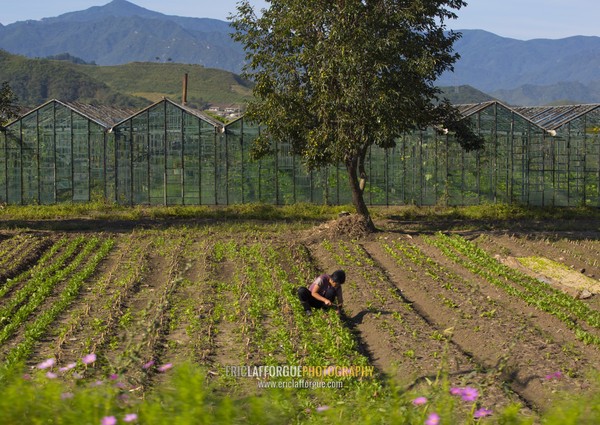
[0,50,254,111]
[80,62,254,109]
[0,50,147,108]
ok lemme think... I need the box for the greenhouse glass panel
[200,122,216,205]
[38,104,56,204]
[54,106,72,203]
[148,106,165,205]
[4,126,21,204]
[72,113,90,202]
[21,112,39,204]
[386,142,405,205]
[0,131,5,203]
[166,103,183,205]
[583,109,600,206]
[365,146,387,205]
[90,129,106,202]
[277,140,295,204]
[131,114,149,204]
[293,156,313,203]
[226,119,244,204]
[115,124,131,205]
[183,114,200,205]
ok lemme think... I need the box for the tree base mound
[304,213,374,241]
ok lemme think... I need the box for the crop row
[3,237,114,369]
[427,233,600,347]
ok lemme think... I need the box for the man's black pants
[297,287,336,311]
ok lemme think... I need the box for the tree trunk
[346,156,376,232]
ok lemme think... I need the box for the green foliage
[231,0,482,220]
[0,81,19,125]
[2,361,600,424]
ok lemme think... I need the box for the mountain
[0,0,244,73]
[0,49,253,109]
[438,30,600,93]
[1,2,600,105]
[491,81,600,106]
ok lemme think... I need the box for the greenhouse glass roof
[514,104,600,130]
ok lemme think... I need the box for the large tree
[0,82,19,126]
[231,0,482,230]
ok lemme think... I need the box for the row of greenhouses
[1,98,599,207]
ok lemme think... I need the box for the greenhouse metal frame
[2,99,599,207]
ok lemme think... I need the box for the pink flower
[157,363,173,372]
[22,374,32,380]
[123,413,138,422]
[101,416,117,425]
[316,405,330,412]
[450,387,462,395]
[142,360,155,369]
[37,358,56,369]
[59,363,77,372]
[545,371,563,380]
[474,408,492,418]
[450,386,479,402]
[46,372,58,379]
[412,396,428,406]
[461,387,479,402]
[425,412,440,425]
[323,366,335,376]
[109,374,119,380]
[82,353,97,364]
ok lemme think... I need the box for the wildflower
[425,412,440,425]
[474,408,492,418]
[545,371,563,380]
[109,374,119,380]
[142,360,155,369]
[91,380,104,387]
[37,358,56,369]
[461,387,479,402]
[46,372,58,379]
[22,374,32,380]
[101,416,117,425]
[59,363,77,372]
[61,392,74,400]
[157,363,173,372]
[123,413,138,423]
[114,382,126,389]
[316,405,331,412]
[82,353,97,365]
[450,387,462,395]
[412,396,428,406]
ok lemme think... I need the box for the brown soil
[2,215,600,416]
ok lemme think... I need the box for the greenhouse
[0,99,134,204]
[111,99,223,205]
[2,99,600,207]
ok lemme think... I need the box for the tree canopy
[231,0,483,229]
[0,81,19,126]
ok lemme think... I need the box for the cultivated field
[1,209,600,423]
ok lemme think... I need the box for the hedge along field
[1,210,600,424]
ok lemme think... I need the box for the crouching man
[297,270,345,315]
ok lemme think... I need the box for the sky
[1,0,599,40]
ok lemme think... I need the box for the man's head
[330,270,346,287]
